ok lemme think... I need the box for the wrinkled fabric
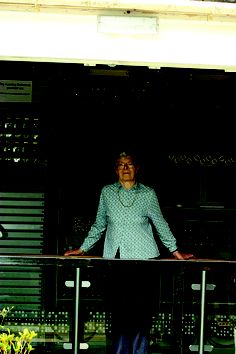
[114,332,149,354]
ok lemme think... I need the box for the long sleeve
[146,188,177,253]
[80,189,107,252]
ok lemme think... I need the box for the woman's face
[115,155,138,182]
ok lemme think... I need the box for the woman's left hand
[173,250,196,260]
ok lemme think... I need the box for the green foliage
[0,307,37,354]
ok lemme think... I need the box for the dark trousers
[106,259,160,354]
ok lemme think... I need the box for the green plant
[0,307,37,354]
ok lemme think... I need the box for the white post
[234,327,236,354]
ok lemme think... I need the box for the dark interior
[1,60,236,259]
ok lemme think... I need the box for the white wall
[1,1,236,70]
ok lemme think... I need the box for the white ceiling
[0,0,236,70]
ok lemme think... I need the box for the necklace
[118,187,138,207]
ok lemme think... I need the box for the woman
[64,151,194,353]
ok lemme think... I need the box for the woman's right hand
[64,248,84,256]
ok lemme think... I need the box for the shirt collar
[116,181,139,190]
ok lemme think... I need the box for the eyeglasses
[117,163,134,169]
